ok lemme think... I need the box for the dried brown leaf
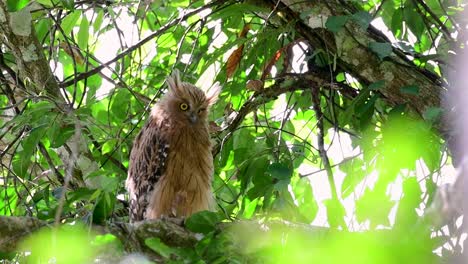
[60,42,85,65]
[261,48,283,81]
[226,45,244,79]
[209,121,222,133]
[261,39,306,80]
[225,24,251,79]
[246,79,264,92]
[239,23,251,38]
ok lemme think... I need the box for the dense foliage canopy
[0,0,466,262]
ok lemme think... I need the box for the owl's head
[160,70,221,126]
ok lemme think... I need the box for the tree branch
[0,215,440,262]
[58,0,229,88]
[0,1,62,99]
[214,72,355,155]
[310,85,338,200]
[270,0,442,114]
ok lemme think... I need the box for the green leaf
[369,42,392,59]
[423,107,443,123]
[36,0,54,7]
[209,3,268,21]
[61,11,81,37]
[61,0,74,9]
[380,115,436,171]
[324,198,346,228]
[111,89,131,121]
[93,234,122,250]
[145,238,173,259]
[294,179,318,223]
[422,141,442,174]
[185,211,219,234]
[388,103,407,117]
[0,187,17,215]
[274,179,290,192]
[357,94,378,129]
[267,163,292,180]
[247,182,273,201]
[404,2,425,38]
[48,115,75,148]
[93,192,114,224]
[77,15,89,49]
[246,156,273,200]
[394,177,422,229]
[13,124,48,177]
[400,85,419,95]
[51,124,74,148]
[35,19,52,43]
[391,9,403,37]
[102,139,117,154]
[7,0,30,12]
[351,11,372,30]
[355,186,394,228]
[20,224,94,264]
[250,157,270,185]
[93,10,104,33]
[325,15,350,33]
[67,187,96,203]
[242,197,259,218]
[340,157,367,198]
[369,80,385,90]
[29,101,56,121]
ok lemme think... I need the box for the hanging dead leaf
[225,24,251,79]
[209,121,222,133]
[226,46,244,78]
[261,48,283,81]
[60,42,85,65]
[246,79,264,92]
[261,38,306,80]
[239,23,251,38]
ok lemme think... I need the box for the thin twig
[310,84,340,208]
[38,143,64,185]
[214,73,354,156]
[59,0,228,88]
[54,120,81,226]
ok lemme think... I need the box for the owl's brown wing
[127,120,169,222]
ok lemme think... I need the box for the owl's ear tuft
[206,83,221,106]
[166,69,183,94]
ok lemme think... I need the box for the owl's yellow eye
[179,103,189,111]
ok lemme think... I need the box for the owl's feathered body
[126,71,220,222]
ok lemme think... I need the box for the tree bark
[0,215,440,262]
[256,0,458,162]
[268,0,442,114]
[0,1,62,99]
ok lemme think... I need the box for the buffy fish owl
[126,70,220,222]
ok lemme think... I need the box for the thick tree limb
[260,0,459,153]
[0,215,441,262]
[0,1,62,99]
[270,0,443,114]
[0,216,45,253]
[0,216,197,256]
[255,0,462,164]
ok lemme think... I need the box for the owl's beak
[189,112,198,124]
